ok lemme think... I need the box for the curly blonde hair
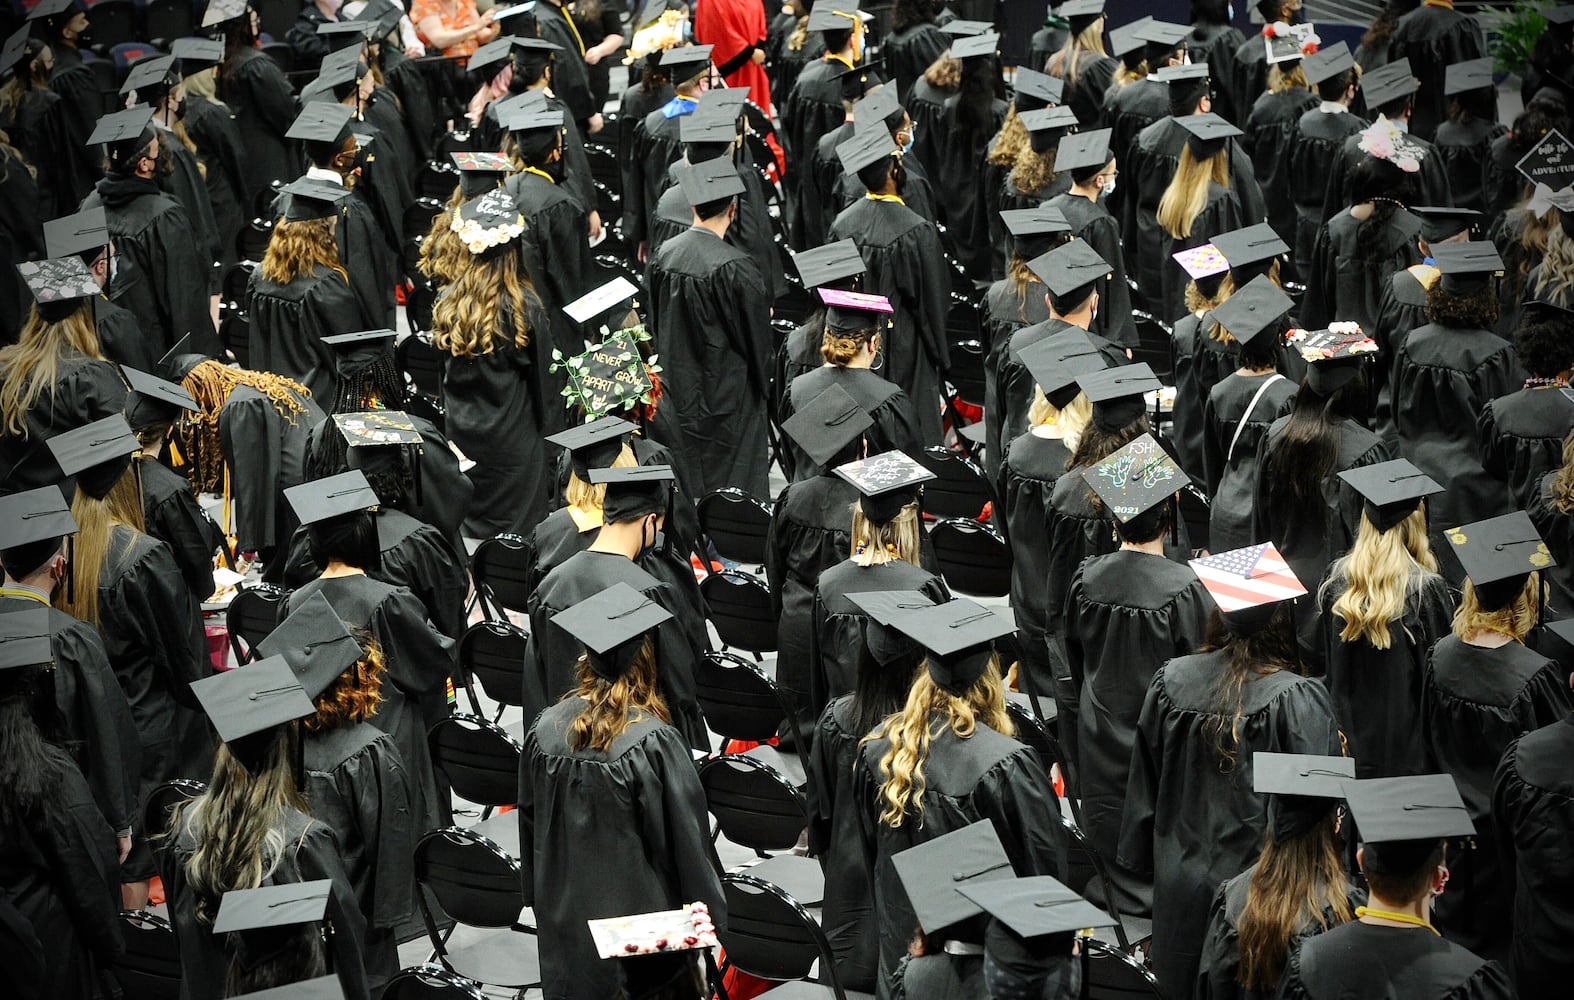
[1453,574,1543,643]
[260,217,346,286]
[1322,506,1439,649]
[431,244,536,357]
[417,188,467,286]
[987,104,1029,168]
[1008,143,1057,198]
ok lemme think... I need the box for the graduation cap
[284,469,380,527]
[156,332,210,383]
[834,61,882,103]
[834,449,934,524]
[46,415,138,501]
[213,879,333,935]
[1134,20,1188,53]
[1059,0,1106,33]
[286,103,354,148]
[559,327,656,419]
[170,36,225,73]
[544,416,637,480]
[701,86,751,120]
[1301,40,1354,87]
[1289,326,1380,396]
[1056,128,1113,182]
[1445,510,1553,612]
[1013,67,1063,110]
[891,820,1016,938]
[123,366,200,430]
[836,126,898,176]
[88,105,156,171]
[1176,111,1240,159]
[119,55,179,97]
[1211,223,1288,282]
[451,188,524,253]
[658,44,714,77]
[553,582,676,681]
[316,18,377,47]
[679,111,737,146]
[1080,432,1187,523]
[1028,238,1111,312]
[1337,458,1442,534]
[1253,751,1355,843]
[1209,274,1294,347]
[43,207,109,263]
[505,104,566,136]
[853,85,902,131]
[676,157,745,207]
[1020,105,1080,154]
[791,240,866,291]
[256,591,362,700]
[806,2,866,32]
[956,876,1111,946]
[333,409,424,500]
[277,177,351,223]
[938,19,992,37]
[819,287,892,334]
[1018,329,1110,409]
[844,590,933,666]
[1342,774,1474,877]
[589,465,676,523]
[230,976,344,1000]
[0,609,52,673]
[450,150,513,176]
[781,385,874,470]
[950,32,999,61]
[1444,57,1494,97]
[1410,205,1480,244]
[0,486,78,575]
[1189,542,1307,634]
[1001,205,1071,260]
[562,275,639,326]
[1547,4,1574,25]
[1107,16,1152,60]
[888,597,1014,695]
[467,35,519,78]
[0,25,31,81]
[200,0,249,28]
[1515,128,1574,191]
[1264,22,1317,65]
[351,0,405,35]
[1430,240,1504,296]
[190,656,317,746]
[302,49,366,105]
[1171,242,1231,283]
[16,256,100,308]
[1361,57,1418,110]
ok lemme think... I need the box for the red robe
[694,0,773,117]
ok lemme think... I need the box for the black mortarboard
[286,102,354,145]
[352,0,404,36]
[170,36,225,72]
[1060,0,1106,33]
[46,415,138,501]
[0,609,51,672]
[1176,111,1241,158]
[888,597,1014,695]
[1028,238,1111,309]
[1212,223,1288,282]
[1077,362,1160,433]
[320,329,397,384]
[157,332,209,382]
[659,43,714,75]
[853,85,901,130]
[1361,57,1418,110]
[1081,432,1187,523]
[1516,128,1574,190]
[1253,751,1354,843]
[1445,511,1553,611]
[835,62,881,103]
[17,256,100,307]
[1291,327,1380,396]
[1444,57,1493,97]
[301,48,364,104]
[1134,20,1188,51]
[200,0,249,28]
[806,2,865,32]
[544,416,636,479]
[957,876,1111,940]
[277,177,351,223]
[939,19,992,37]
[1107,17,1152,59]
[834,450,935,524]
[552,582,675,681]
[120,54,179,96]
[1055,128,1113,180]
[1547,4,1574,25]
[1337,458,1442,533]
[818,287,893,334]
[333,410,423,496]
[27,0,74,19]
[1343,774,1474,876]
[1410,205,1481,244]
[590,465,676,523]
[505,105,566,135]
[316,18,376,41]
[1020,105,1079,154]
[88,105,156,171]
[891,820,1016,936]
[1209,274,1294,347]
[1014,68,1063,109]
[0,486,77,562]
[1018,329,1109,409]
[781,385,874,470]
[257,591,363,700]
[231,976,345,1000]
[677,157,745,206]
[0,25,30,80]
[1430,240,1504,296]
[123,366,200,429]
[467,35,517,77]
[680,111,737,145]
[190,656,316,745]
[43,207,109,260]
[836,125,898,176]
[1157,61,1210,87]
[950,32,999,61]
[1001,205,1071,259]
[284,470,379,526]
[844,590,933,666]
[791,240,866,290]
[213,880,333,934]
[1301,40,1354,86]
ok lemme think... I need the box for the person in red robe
[695,0,774,117]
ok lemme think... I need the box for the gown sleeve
[378,526,469,641]
[637,726,728,923]
[121,539,209,701]
[982,746,1067,881]
[1115,672,1164,888]
[1299,223,1336,332]
[765,484,792,620]
[371,588,457,727]
[1195,881,1241,1000]
[145,473,220,604]
[341,738,419,930]
[1084,213,1139,349]
[53,624,143,835]
[805,702,839,857]
[295,823,371,1000]
[152,202,219,349]
[44,756,123,966]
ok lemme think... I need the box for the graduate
[0,24,88,220]
[1317,59,1453,225]
[1479,311,1574,515]
[1045,0,1115,130]
[478,38,599,225]
[1529,434,1574,617]
[883,0,947,104]
[206,0,300,204]
[1435,59,1507,214]
[1103,20,1186,216]
[530,416,641,598]
[258,594,419,995]
[1385,0,1486,142]
[531,0,598,132]
[1186,0,1244,93]
[1154,112,1257,322]
[174,38,250,281]
[1243,25,1320,268]
[617,45,678,171]
[831,86,939,230]
[524,466,708,751]
[1117,544,1341,996]
[518,583,726,1000]
[936,31,1007,279]
[802,65,885,250]
[1421,513,1574,963]
[1278,774,1512,999]
[996,103,1077,219]
[779,240,869,456]
[1222,0,1302,127]
[623,44,714,257]
[766,1,823,115]
[903,27,964,188]
[645,158,773,498]
[781,3,869,245]
[979,68,1061,276]
[1317,459,1452,774]
[1289,42,1367,268]
[1195,752,1362,1000]
[1066,434,1212,914]
[1048,128,1138,350]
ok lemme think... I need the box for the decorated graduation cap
[891,820,1016,938]
[1444,57,1493,97]
[1263,21,1318,65]
[88,105,156,173]
[1001,205,1071,261]
[782,384,874,470]
[818,287,892,335]
[450,150,514,196]
[677,156,745,207]
[333,410,425,501]
[44,207,109,263]
[1342,773,1475,877]
[1445,510,1553,612]
[1429,240,1504,296]
[958,875,1111,950]
[1107,16,1152,60]
[852,85,902,133]
[286,102,355,147]
[1212,223,1288,283]
[190,656,316,751]
[277,177,351,223]
[845,590,933,666]
[1288,325,1379,395]
[1019,105,1079,154]
[562,275,639,328]
[1013,67,1062,111]
[1411,205,1481,244]
[1159,62,1211,112]
[1060,0,1107,33]
[1190,542,1307,635]
[545,416,637,480]
[256,591,362,700]
[587,902,720,990]
[123,366,200,430]
[284,469,379,527]
[1019,328,1109,409]
[950,32,999,61]
[1301,40,1354,87]
[1361,57,1418,111]
[16,257,100,316]
[1176,111,1241,159]
[1081,432,1187,523]
[658,43,714,78]
[589,465,677,523]
[170,36,225,73]
[791,240,866,291]
[557,326,658,419]
[46,415,138,501]
[1028,237,1111,313]
[451,188,525,254]
[1253,751,1354,844]
[120,54,180,97]
[835,449,933,524]
[552,582,675,681]
[200,0,249,28]
[1172,242,1231,285]
[1056,128,1113,183]
[938,18,992,37]
[1337,458,1442,533]
[1515,128,1574,191]
[836,125,898,176]
[888,597,1014,695]
[0,486,78,578]
[1209,274,1294,348]
[806,1,866,32]
[0,608,51,673]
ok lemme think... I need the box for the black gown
[937,97,1007,280]
[1290,106,1367,266]
[218,47,300,205]
[533,2,595,127]
[185,95,249,277]
[1047,192,1139,349]
[45,55,100,211]
[809,559,949,714]
[660,149,785,301]
[803,120,854,255]
[1372,263,1435,443]
[218,384,325,557]
[0,148,44,345]
[1317,568,1453,776]
[1159,184,1249,326]
[782,366,922,482]
[246,266,370,406]
[1492,713,1574,999]
[833,134,942,227]
[1104,77,1169,267]
[1478,386,1574,512]
[807,696,881,991]
[999,429,1073,700]
[158,128,222,296]
[519,698,726,1000]
[1049,53,1116,135]
[992,319,1126,474]
[137,455,220,606]
[1242,88,1319,268]
[0,352,126,497]
[1042,463,1117,757]
[1065,550,1212,913]
[980,278,1050,480]
[1435,118,1508,214]
[1116,652,1341,996]
[854,723,1066,999]
[1168,312,1213,481]
[0,87,81,220]
[884,23,947,104]
[905,74,956,188]
[622,98,690,249]
[646,226,774,498]
[1301,206,1423,337]
[1387,5,1488,142]
[1278,921,1512,1000]
[1528,472,1574,619]
[1421,637,1574,964]
[1225,37,1269,131]
[1188,24,1247,121]
[1319,129,1453,225]
[94,295,156,373]
[1203,370,1298,553]
[782,56,853,245]
[505,168,593,421]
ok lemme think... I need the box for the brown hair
[1267,63,1309,94]
[567,639,671,753]
[431,243,535,357]
[260,217,346,286]
[1008,143,1057,197]
[1363,842,1446,905]
[987,104,1029,168]
[820,323,878,366]
[1237,813,1354,989]
[303,628,386,732]
[849,499,923,567]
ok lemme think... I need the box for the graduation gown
[1225,37,1269,131]
[137,455,219,605]
[1066,551,1212,913]
[646,226,774,498]
[94,295,156,373]
[1478,386,1574,512]
[1050,53,1117,136]
[937,98,1007,280]
[1290,106,1367,266]
[286,575,452,837]
[981,278,1051,480]
[1435,118,1507,214]
[1481,130,1526,221]
[1301,206,1423,332]
[906,74,956,185]
[1168,313,1212,482]
[185,95,249,276]
[806,696,881,991]
[1528,472,1574,619]
[1048,192,1139,349]
[1000,430,1073,696]
[782,366,922,483]
[1104,79,1170,252]
[302,722,419,994]
[775,314,829,457]
[1203,370,1298,553]
[218,384,325,556]
[854,723,1065,999]
[782,57,853,246]
[518,699,726,1000]
[164,808,368,1000]
[834,134,942,226]
[1,87,84,221]
[218,47,299,204]
[1372,264,1435,442]
[994,318,1126,473]
[1195,864,1362,1000]
[622,98,690,248]
[1421,637,1574,963]
[505,168,593,417]
[1188,24,1247,120]
[533,2,595,126]
[246,265,369,407]
[1278,920,1512,1000]
[158,127,222,295]
[525,550,708,751]
[809,559,948,714]
[0,148,44,345]
[1388,6,1488,142]
[1318,569,1453,776]
[0,352,126,498]
[1319,129,1452,225]
[803,120,855,254]
[1242,88,1319,266]
[1160,183,1248,325]
[1491,713,1574,999]
[661,149,785,302]
[884,23,947,104]
[766,13,823,115]
[1115,653,1341,995]
[0,748,121,1000]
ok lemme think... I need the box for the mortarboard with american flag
[1189,542,1306,612]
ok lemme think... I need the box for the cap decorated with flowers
[451,188,525,255]
[1357,115,1425,174]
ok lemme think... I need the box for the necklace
[1525,376,1570,390]
[1356,906,1440,936]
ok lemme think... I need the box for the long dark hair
[0,669,65,832]
[1360,0,1418,53]
[1260,376,1361,526]
[1199,605,1302,768]
[891,0,937,32]
[953,51,1004,142]
[851,645,922,737]
[1349,156,1416,262]
[1067,413,1150,470]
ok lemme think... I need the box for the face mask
[75,26,93,47]
[108,252,120,285]
[1102,176,1117,197]
[171,98,187,122]
[1228,4,1235,19]
[636,516,659,560]
[900,123,916,155]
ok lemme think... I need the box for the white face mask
[900,123,916,155]
[1102,176,1117,197]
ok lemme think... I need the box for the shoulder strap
[1227,374,1288,464]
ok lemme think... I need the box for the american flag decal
[1190,543,1306,612]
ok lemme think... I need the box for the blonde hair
[1551,430,1574,513]
[567,640,671,753]
[1267,63,1309,93]
[1186,277,1227,314]
[431,245,535,357]
[1452,574,1542,642]
[58,466,146,629]
[0,305,105,436]
[987,104,1029,168]
[182,67,219,101]
[1027,388,1092,452]
[850,500,923,567]
[417,188,467,286]
[1323,507,1440,649]
[1008,142,1057,197]
[1211,261,1285,342]
[260,217,345,285]
[923,51,962,89]
[1157,145,1230,239]
[1047,20,1109,85]
[1532,226,1574,301]
[563,443,638,507]
[866,664,1012,827]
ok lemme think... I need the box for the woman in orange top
[411,0,499,59]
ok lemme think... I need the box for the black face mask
[74,26,93,47]
[636,515,658,561]
[171,98,187,122]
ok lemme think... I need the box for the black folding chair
[1083,938,1162,998]
[143,0,195,44]
[699,570,777,659]
[697,488,774,569]
[695,651,794,746]
[224,583,288,664]
[113,910,182,1000]
[413,828,540,990]
[928,517,1012,597]
[717,873,871,1000]
[1132,309,1174,383]
[428,714,523,856]
[140,778,206,847]
[456,619,528,720]
[699,749,811,857]
[467,533,532,619]
[87,0,137,50]
[913,446,995,520]
[395,333,447,402]
[384,964,489,1000]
